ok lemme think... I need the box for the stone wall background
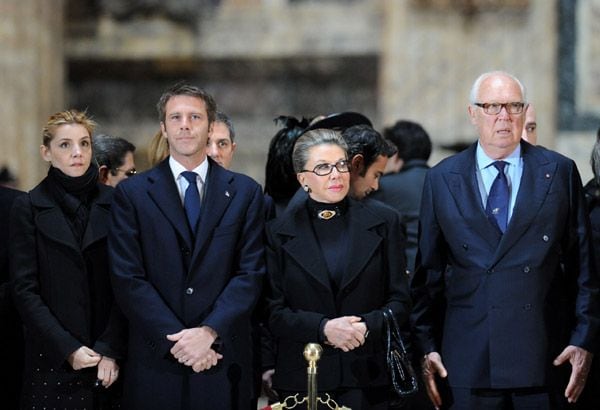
[1,0,599,190]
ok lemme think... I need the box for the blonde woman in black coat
[265,129,410,409]
[10,110,126,409]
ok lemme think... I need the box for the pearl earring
[303,185,311,193]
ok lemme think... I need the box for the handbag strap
[383,307,408,353]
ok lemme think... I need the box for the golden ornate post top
[303,343,323,363]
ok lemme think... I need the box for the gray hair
[292,129,348,173]
[469,71,527,105]
[215,111,236,142]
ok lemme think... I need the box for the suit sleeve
[563,162,600,350]
[108,183,186,357]
[10,195,82,367]
[410,172,448,355]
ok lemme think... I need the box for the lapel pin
[225,191,230,197]
[545,173,550,179]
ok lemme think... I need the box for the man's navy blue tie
[181,171,200,230]
[486,161,509,233]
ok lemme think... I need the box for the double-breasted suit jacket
[109,158,266,410]
[266,193,410,392]
[411,141,600,389]
[10,179,125,407]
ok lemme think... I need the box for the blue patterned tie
[486,161,509,233]
[181,171,200,231]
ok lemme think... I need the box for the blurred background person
[371,120,432,275]
[147,128,170,167]
[93,133,137,187]
[10,110,126,409]
[342,124,397,200]
[0,185,25,408]
[206,111,237,169]
[579,126,600,409]
[264,115,311,218]
[265,128,410,409]
[521,103,538,144]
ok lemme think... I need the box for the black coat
[0,186,25,408]
[265,191,410,392]
[10,178,126,409]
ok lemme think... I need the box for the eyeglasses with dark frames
[474,102,526,115]
[114,168,137,177]
[301,160,350,176]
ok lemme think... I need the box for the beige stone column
[379,0,557,160]
[0,0,64,190]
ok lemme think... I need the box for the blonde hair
[147,129,170,167]
[42,109,96,147]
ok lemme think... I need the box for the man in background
[341,124,397,200]
[93,134,136,187]
[371,120,432,274]
[206,111,236,169]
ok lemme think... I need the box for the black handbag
[383,308,418,397]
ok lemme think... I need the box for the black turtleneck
[306,196,350,291]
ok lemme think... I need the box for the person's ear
[40,145,51,162]
[160,122,167,138]
[297,173,305,186]
[351,154,364,172]
[98,165,110,184]
[468,104,478,125]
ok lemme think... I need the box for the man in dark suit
[411,71,599,409]
[108,83,266,409]
[0,185,24,408]
[371,120,432,275]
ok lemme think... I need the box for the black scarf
[46,164,99,244]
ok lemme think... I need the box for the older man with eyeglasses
[411,71,599,410]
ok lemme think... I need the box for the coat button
[181,247,190,255]
[186,287,194,295]
[523,303,532,310]
[542,235,549,242]
[523,266,530,273]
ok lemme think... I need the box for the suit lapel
[30,183,80,252]
[191,162,235,264]
[492,144,556,263]
[446,145,502,248]
[340,200,382,290]
[81,185,112,250]
[147,160,193,247]
[275,192,333,292]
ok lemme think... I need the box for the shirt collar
[476,142,521,171]
[169,156,209,183]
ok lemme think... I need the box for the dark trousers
[447,387,562,410]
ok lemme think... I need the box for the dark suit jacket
[0,186,24,408]
[266,191,410,391]
[109,158,266,410]
[371,159,430,274]
[411,141,600,389]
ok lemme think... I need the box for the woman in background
[10,109,125,409]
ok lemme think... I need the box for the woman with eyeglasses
[10,110,126,409]
[265,128,410,409]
